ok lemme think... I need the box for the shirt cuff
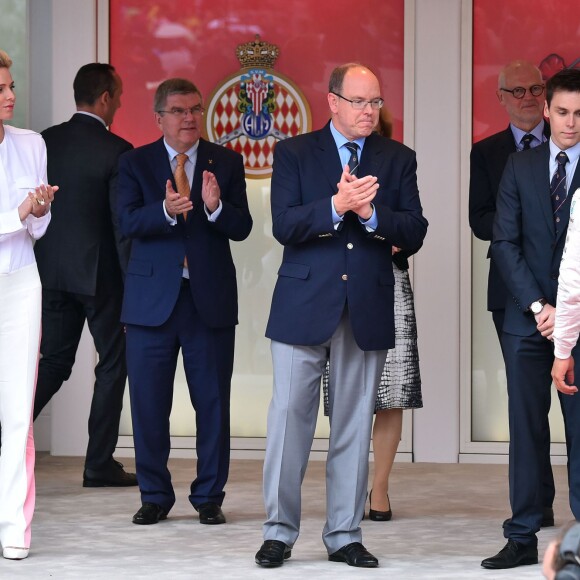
[331,197,344,230]
[205,200,223,222]
[359,203,377,232]
[163,200,177,226]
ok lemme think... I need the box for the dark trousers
[126,284,234,514]
[501,331,580,544]
[492,309,555,511]
[33,287,127,470]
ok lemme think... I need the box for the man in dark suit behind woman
[33,63,136,487]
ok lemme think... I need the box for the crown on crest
[236,35,279,69]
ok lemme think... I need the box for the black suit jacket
[469,123,550,311]
[35,113,133,295]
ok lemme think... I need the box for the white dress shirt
[0,124,51,274]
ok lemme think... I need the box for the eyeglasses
[331,92,384,110]
[499,84,545,99]
[157,105,205,117]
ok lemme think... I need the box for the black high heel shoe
[368,490,392,521]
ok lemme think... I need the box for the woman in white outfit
[0,49,57,560]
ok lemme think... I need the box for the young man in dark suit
[117,78,252,527]
[483,68,580,570]
[255,63,427,569]
[469,60,555,530]
[33,63,136,487]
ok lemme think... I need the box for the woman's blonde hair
[0,50,13,68]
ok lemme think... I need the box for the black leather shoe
[255,540,291,568]
[83,460,138,487]
[329,542,379,568]
[196,502,226,525]
[502,507,555,529]
[132,502,167,525]
[481,539,538,569]
[368,490,392,521]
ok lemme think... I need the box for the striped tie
[345,142,359,176]
[521,134,534,150]
[551,151,569,230]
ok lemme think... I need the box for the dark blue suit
[492,142,580,544]
[266,122,428,350]
[118,137,252,513]
[469,123,555,513]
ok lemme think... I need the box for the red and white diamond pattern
[208,77,309,178]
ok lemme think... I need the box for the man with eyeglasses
[483,68,580,569]
[255,63,427,568]
[117,78,252,527]
[469,59,555,533]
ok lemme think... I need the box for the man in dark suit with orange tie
[469,60,554,530]
[117,78,252,526]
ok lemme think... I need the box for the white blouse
[0,124,51,274]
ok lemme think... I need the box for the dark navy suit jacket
[492,142,580,336]
[117,137,252,329]
[265,122,428,352]
[470,124,550,312]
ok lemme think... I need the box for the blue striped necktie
[344,142,359,176]
[551,151,569,229]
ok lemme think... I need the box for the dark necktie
[345,142,359,176]
[551,151,569,227]
[521,134,534,150]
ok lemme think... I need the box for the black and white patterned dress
[322,262,422,413]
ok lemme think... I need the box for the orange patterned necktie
[174,153,191,220]
[175,153,190,270]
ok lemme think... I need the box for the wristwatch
[529,298,547,314]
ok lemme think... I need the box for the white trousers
[0,263,41,549]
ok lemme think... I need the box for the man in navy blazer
[255,63,427,569]
[469,61,554,527]
[117,78,252,527]
[483,69,580,570]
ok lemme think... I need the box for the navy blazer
[492,142,580,336]
[469,124,550,311]
[265,122,428,351]
[117,137,252,329]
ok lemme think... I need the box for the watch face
[531,302,542,314]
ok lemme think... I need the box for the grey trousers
[262,310,388,553]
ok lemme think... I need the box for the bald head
[496,60,546,132]
[498,60,542,90]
